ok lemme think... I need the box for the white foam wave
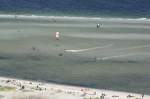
[0,14,149,21]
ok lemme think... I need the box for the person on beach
[142,93,144,99]
[97,23,100,28]
[55,32,60,40]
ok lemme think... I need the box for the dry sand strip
[0,76,150,99]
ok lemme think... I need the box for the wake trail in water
[64,44,113,53]
[112,44,150,52]
[97,53,150,60]
[96,44,150,60]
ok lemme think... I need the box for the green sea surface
[0,17,150,94]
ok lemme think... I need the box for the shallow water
[0,16,150,94]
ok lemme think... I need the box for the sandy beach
[0,76,150,99]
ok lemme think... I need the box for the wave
[0,14,150,21]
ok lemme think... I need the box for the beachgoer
[55,32,60,40]
[142,93,144,99]
[97,24,100,28]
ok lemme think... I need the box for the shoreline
[0,76,149,99]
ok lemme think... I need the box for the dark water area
[0,53,150,95]
[0,0,150,18]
